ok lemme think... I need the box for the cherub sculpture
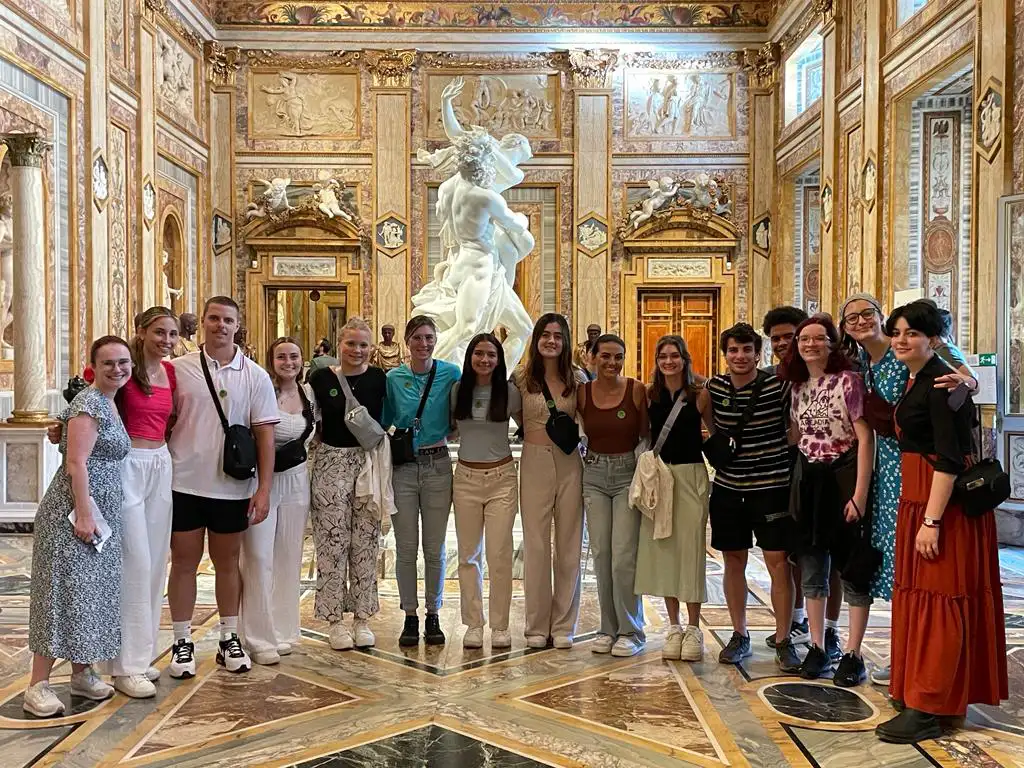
[245,177,295,221]
[314,177,352,221]
[629,176,679,230]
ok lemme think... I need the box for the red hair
[777,314,851,383]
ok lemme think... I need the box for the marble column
[4,134,51,423]
[816,0,841,314]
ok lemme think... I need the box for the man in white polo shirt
[167,296,278,678]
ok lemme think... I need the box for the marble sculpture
[413,76,534,370]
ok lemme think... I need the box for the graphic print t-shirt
[791,371,865,463]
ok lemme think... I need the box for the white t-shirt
[169,347,279,500]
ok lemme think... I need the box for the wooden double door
[635,288,718,381]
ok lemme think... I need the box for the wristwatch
[922,516,942,528]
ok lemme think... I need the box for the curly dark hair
[778,314,851,383]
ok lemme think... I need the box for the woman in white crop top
[514,313,585,650]
[238,337,314,665]
[450,333,522,650]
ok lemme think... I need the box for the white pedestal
[0,425,60,523]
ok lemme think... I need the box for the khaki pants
[520,443,584,640]
[453,462,518,631]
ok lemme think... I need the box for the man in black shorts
[166,297,279,678]
[698,322,800,672]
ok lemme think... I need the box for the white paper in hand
[67,497,113,552]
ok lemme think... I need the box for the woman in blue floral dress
[840,294,979,686]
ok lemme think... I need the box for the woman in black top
[634,335,711,663]
[876,302,1007,744]
[307,317,387,654]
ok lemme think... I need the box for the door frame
[620,209,739,380]
[996,193,1024,511]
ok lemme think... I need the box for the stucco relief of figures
[427,74,557,139]
[626,71,732,138]
[0,181,13,360]
[252,71,357,138]
[156,30,195,116]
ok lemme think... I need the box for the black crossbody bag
[702,372,767,471]
[541,380,581,455]
[390,361,437,466]
[274,386,314,473]
[200,349,258,481]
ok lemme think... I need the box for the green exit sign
[979,353,997,366]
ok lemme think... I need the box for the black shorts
[172,492,250,534]
[709,485,794,553]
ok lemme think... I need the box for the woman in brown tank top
[576,334,649,657]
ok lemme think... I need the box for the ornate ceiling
[212,1,775,31]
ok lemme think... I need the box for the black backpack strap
[414,361,438,424]
[297,384,314,443]
[541,379,561,417]
[199,347,230,434]
[729,371,767,438]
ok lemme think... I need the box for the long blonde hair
[132,306,177,395]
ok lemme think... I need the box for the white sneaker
[592,634,616,654]
[145,666,161,682]
[169,639,196,679]
[662,627,683,660]
[871,664,891,685]
[114,674,157,699]
[679,626,705,662]
[216,634,252,673]
[353,620,375,648]
[329,622,354,651]
[491,629,512,648]
[463,627,484,649]
[611,636,645,657]
[70,667,115,700]
[552,635,573,650]
[276,642,293,656]
[526,635,547,649]
[252,649,281,666]
[23,681,65,717]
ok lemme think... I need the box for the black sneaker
[775,637,802,673]
[800,644,831,679]
[766,619,811,649]
[834,651,867,687]
[399,615,420,647]
[216,634,251,674]
[824,626,843,662]
[169,639,196,679]
[875,708,942,744]
[424,613,446,646]
[718,631,752,664]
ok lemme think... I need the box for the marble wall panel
[845,0,866,85]
[1014,0,1024,194]
[156,129,207,178]
[839,118,863,297]
[108,99,136,316]
[2,0,81,51]
[108,123,129,337]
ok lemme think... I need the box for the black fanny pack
[200,349,258,481]
[274,386,315,473]
[542,380,580,455]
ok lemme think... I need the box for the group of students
[24,294,1007,746]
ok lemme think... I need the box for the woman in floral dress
[839,294,978,686]
[25,336,133,717]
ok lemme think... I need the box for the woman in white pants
[106,307,179,697]
[239,337,314,665]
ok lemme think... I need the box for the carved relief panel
[156,28,198,124]
[248,70,360,139]
[424,73,560,140]
[624,71,734,139]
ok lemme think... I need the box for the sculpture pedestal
[0,425,60,523]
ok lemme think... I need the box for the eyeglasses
[797,335,829,345]
[97,359,133,369]
[843,308,878,326]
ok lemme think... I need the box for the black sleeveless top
[648,387,704,465]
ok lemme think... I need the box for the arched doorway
[160,213,185,315]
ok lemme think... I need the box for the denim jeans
[391,452,453,613]
[584,452,645,640]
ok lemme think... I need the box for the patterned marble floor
[2,532,1024,767]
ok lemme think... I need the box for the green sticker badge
[218,389,227,399]
[546,400,555,408]
[616,409,626,420]
[329,388,339,397]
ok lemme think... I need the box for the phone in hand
[947,382,970,411]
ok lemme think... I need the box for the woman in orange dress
[876,301,1007,744]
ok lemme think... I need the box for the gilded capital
[3,134,51,167]
[206,41,242,86]
[743,42,780,89]
[565,49,619,89]
[814,0,836,26]
[363,49,417,88]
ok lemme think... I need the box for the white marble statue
[162,249,183,308]
[414,121,534,371]
[246,176,295,221]
[313,177,352,221]
[629,176,679,230]
[413,76,535,369]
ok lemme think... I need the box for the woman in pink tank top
[107,306,179,698]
